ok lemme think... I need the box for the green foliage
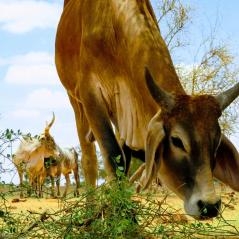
[67,179,141,239]
[0,179,144,239]
[0,129,23,184]
[1,180,239,238]
[114,155,125,176]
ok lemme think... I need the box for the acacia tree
[0,129,22,184]
[156,0,239,135]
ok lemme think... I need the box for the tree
[156,0,239,135]
[0,129,22,184]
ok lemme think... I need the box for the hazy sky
[0,0,239,183]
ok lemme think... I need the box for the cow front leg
[17,169,24,198]
[56,176,61,197]
[69,95,98,188]
[50,176,55,198]
[63,174,70,197]
[81,88,126,181]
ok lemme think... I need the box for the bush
[1,177,239,238]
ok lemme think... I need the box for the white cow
[13,113,59,198]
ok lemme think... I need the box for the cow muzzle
[184,196,221,219]
[197,199,221,219]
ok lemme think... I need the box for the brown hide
[55,0,239,219]
[56,0,184,177]
[45,147,80,197]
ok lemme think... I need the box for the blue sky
[0,0,77,149]
[0,0,239,183]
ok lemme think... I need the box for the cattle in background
[13,113,59,198]
[44,146,80,198]
[55,0,239,219]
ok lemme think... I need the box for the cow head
[144,68,239,219]
[39,112,59,158]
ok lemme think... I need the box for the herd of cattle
[12,113,80,198]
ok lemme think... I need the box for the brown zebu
[55,0,239,219]
[44,146,80,197]
[13,113,59,197]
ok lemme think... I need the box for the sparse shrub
[1,178,239,238]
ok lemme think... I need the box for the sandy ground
[6,197,65,214]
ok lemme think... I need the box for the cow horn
[216,82,239,111]
[45,112,55,135]
[145,68,175,110]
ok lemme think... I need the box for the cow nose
[197,199,221,219]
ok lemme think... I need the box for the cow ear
[213,134,239,191]
[143,110,165,190]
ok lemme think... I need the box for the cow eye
[171,136,185,151]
